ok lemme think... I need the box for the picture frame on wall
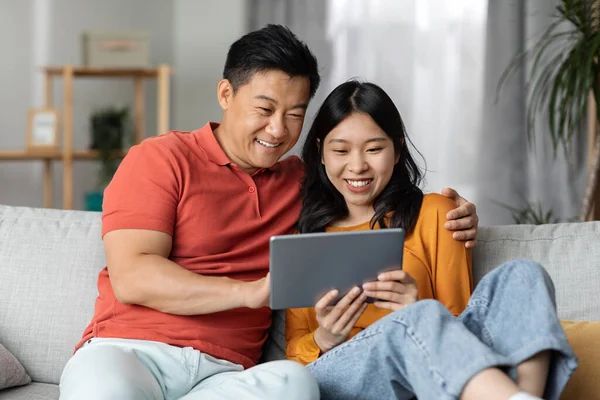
[26,108,59,151]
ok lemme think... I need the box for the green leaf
[499,0,600,154]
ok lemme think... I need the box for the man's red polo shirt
[76,122,304,369]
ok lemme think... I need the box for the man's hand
[362,270,418,311]
[313,287,368,353]
[442,187,479,249]
[241,273,271,309]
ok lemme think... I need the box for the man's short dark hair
[223,24,320,99]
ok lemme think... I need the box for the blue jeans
[307,259,578,400]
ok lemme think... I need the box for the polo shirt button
[249,186,256,193]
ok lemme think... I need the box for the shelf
[0,150,128,160]
[43,66,166,78]
[2,64,171,209]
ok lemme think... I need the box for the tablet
[269,228,405,310]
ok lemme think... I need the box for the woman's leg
[458,259,578,400]
[516,351,551,397]
[306,299,514,400]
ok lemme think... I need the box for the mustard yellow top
[285,193,473,365]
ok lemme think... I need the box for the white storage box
[83,31,150,68]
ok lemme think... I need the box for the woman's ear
[217,79,233,110]
[395,138,405,164]
[317,139,324,164]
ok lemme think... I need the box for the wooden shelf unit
[0,150,128,160]
[0,64,172,210]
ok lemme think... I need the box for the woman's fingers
[362,289,402,303]
[373,293,416,311]
[362,280,404,293]
[333,292,367,331]
[341,302,368,335]
[325,286,362,322]
[315,289,339,317]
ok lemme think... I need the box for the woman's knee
[385,299,451,327]
[499,259,553,287]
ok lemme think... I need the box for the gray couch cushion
[473,221,600,322]
[0,206,105,385]
[0,382,59,400]
[0,344,31,390]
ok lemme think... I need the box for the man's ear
[217,79,233,110]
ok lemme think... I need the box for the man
[59,25,479,400]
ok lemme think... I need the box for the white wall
[0,0,248,209]
[172,0,248,131]
[47,0,174,210]
[0,1,37,206]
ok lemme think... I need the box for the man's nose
[266,115,286,138]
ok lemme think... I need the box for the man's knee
[60,378,156,400]
[59,345,162,400]
[270,360,320,400]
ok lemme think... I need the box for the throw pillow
[0,343,31,390]
[560,320,600,400]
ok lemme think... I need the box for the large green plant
[498,0,600,220]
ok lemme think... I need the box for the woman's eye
[367,148,383,153]
[333,149,347,154]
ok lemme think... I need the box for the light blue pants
[59,337,319,400]
[307,260,578,400]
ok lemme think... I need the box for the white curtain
[249,0,587,225]
[326,0,487,215]
[478,0,587,224]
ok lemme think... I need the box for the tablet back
[269,228,405,310]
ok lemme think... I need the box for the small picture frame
[26,108,59,151]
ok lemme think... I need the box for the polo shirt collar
[197,122,231,166]
[196,122,279,174]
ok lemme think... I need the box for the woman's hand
[362,270,418,311]
[313,287,368,353]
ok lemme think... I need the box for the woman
[286,80,577,400]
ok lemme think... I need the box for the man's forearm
[113,254,247,315]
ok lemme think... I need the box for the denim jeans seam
[309,325,384,367]
[395,318,449,395]
[503,336,576,368]
[463,298,495,348]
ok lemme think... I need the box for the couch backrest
[0,205,105,385]
[473,221,600,322]
[1,204,600,384]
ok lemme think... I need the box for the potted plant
[498,0,600,221]
[85,106,131,211]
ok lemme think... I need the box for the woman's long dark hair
[298,80,425,233]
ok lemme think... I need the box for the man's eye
[287,114,304,119]
[259,107,272,114]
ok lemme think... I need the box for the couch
[0,204,599,399]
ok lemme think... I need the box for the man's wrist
[229,278,247,308]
